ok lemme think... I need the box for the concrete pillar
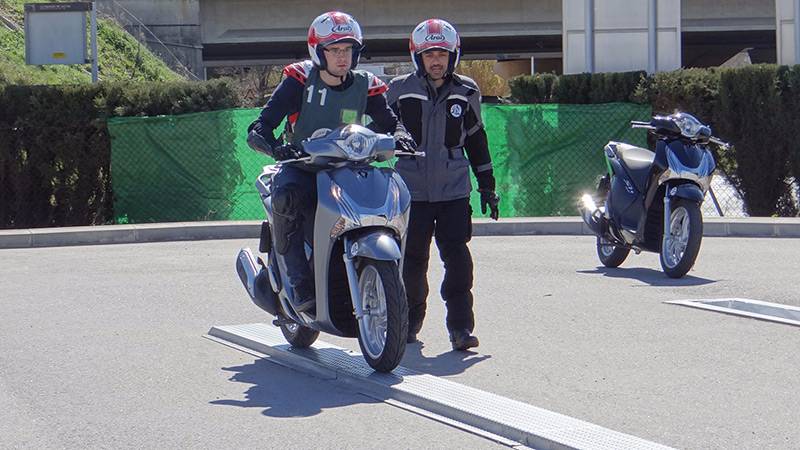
[648,0,657,73]
[776,0,800,64]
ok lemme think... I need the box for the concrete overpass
[200,0,564,66]
[105,0,780,78]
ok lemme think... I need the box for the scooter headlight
[673,112,709,140]
[336,129,378,161]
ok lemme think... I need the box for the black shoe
[450,329,479,351]
[291,283,315,313]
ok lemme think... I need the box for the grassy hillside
[0,0,181,85]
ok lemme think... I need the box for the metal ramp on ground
[207,323,673,450]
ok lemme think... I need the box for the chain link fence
[106,104,748,224]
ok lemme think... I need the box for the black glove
[393,130,416,153]
[247,129,272,155]
[479,190,500,220]
[475,169,499,220]
[246,119,277,155]
[272,143,303,161]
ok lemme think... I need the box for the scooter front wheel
[355,259,407,372]
[660,199,703,278]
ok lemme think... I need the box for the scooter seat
[614,143,655,193]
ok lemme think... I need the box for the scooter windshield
[301,124,395,163]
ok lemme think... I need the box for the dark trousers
[403,198,474,334]
[271,164,316,291]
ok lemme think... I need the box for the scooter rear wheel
[280,320,319,348]
[596,235,630,268]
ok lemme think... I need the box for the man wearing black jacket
[387,19,500,351]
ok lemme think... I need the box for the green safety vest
[290,69,369,145]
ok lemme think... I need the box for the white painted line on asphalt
[206,323,674,450]
[665,298,800,327]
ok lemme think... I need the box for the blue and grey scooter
[579,112,730,278]
[236,124,416,372]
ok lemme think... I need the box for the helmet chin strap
[322,68,348,84]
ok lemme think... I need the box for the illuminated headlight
[674,113,704,139]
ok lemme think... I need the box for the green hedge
[510,71,646,104]
[511,65,800,216]
[0,80,240,228]
[716,66,798,216]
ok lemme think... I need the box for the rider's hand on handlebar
[393,130,417,153]
[272,143,304,161]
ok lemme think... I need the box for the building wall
[98,0,785,77]
[776,0,798,64]
[97,0,204,78]
[563,0,681,74]
[199,0,562,43]
[682,0,775,31]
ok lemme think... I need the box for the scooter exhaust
[236,248,280,316]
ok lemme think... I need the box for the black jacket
[387,73,494,202]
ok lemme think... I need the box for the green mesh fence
[107,103,651,223]
[479,102,651,217]
[109,108,268,223]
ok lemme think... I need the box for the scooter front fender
[667,183,704,203]
[344,231,402,261]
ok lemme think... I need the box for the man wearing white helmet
[387,18,500,351]
[247,11,415,313]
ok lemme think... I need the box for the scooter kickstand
[272,316,293,327]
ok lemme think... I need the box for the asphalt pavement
[2,235,799,449]
[0,241,500,450]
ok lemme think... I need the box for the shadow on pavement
[400,342,492,376]
[210,358,379,417]
[211,343,492,417]
[577,266,717,286]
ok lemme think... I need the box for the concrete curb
[2,217,800,249]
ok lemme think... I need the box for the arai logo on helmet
[425,34,446,42]
[332,24,353,33]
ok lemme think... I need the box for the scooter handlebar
[709,137,731,149]
[630,121,656,130]
[275,156,312,165]
[276,151,424,166]
[630,120,731,148]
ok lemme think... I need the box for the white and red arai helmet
[409,19,461,76]
[307,11,363,70]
